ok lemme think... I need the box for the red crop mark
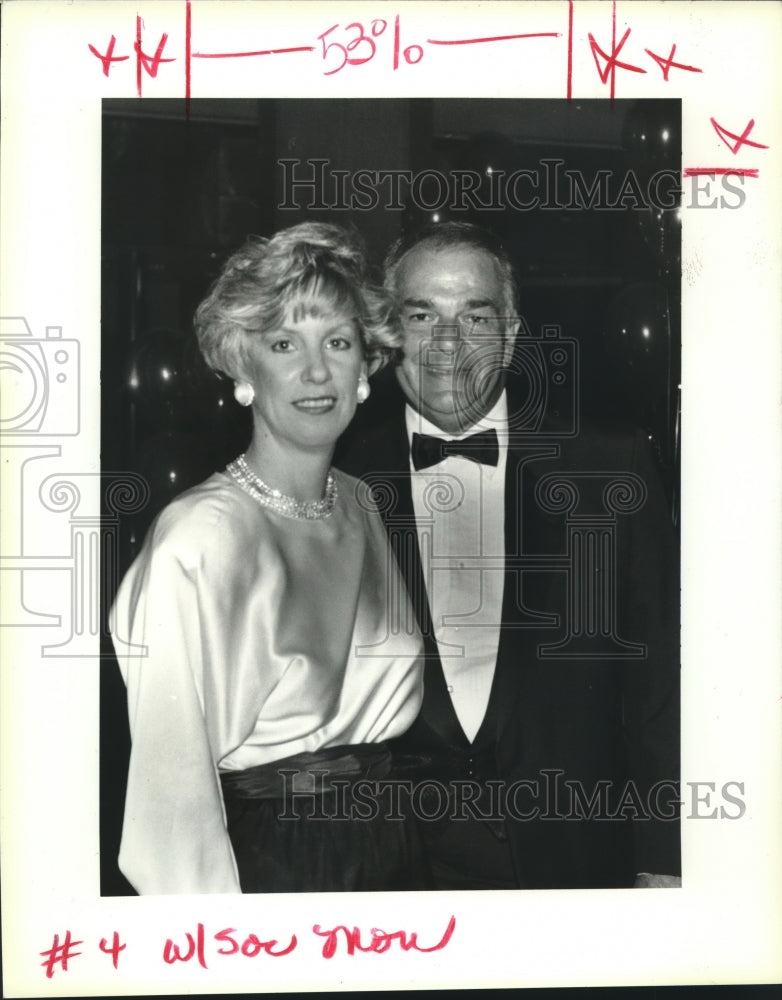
[134,16,175,97]
[566,0,574,99]
[193,45,315,58]
[425,31,559,46]
[683,167,759,178]
[710,118,769,155]
[588,2,645,99]
[185,0,192,106]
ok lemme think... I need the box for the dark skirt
[219,743,432,893]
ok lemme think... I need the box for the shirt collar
[405,390,509,446]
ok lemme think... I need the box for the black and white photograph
[100,97,683,898]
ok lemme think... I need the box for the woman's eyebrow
[262,327,295,338]
[326,314,358,329]
[273,317,358,336]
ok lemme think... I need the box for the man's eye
[271,339,293,353]
[406,312,434,324]
[464,314,493,326]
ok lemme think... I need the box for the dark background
[100,98,681,895]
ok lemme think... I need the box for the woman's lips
[292,396,337,414]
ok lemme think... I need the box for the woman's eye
[271,339,293,353]
[327,336,353,350]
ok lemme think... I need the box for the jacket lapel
[368,416,468,747]
[354,397,568,749]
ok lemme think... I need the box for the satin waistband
[219,742,393,800]
[389,747,500,782]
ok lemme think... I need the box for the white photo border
[1,1,781,994]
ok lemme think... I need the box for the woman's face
[241,305,365,453]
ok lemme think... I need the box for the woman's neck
[242,437,333,503]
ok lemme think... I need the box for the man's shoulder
[510,408,653,469]
[335,405,409,479]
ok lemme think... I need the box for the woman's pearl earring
[357,375,370,404]
[234,382,255,407]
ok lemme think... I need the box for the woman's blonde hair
[194,222,399,380]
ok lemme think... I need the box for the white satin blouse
[111,467,424,895]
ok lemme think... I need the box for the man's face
[393,244,515,434]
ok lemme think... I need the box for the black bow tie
[411,429,499,470]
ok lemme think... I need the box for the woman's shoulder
[145,472,258,563]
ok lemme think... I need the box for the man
[338,222,680,890]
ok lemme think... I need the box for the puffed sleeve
[111,509,241,894]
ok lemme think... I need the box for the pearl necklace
[225,454,338,521]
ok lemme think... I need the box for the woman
[111,223,426,894]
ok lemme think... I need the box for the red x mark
[711,118,769,155]
[88,36,129,76]
[588,2,645,100]
[645,44,702,81]
[135,16,175,96]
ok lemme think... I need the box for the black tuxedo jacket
[337,386,680,889]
